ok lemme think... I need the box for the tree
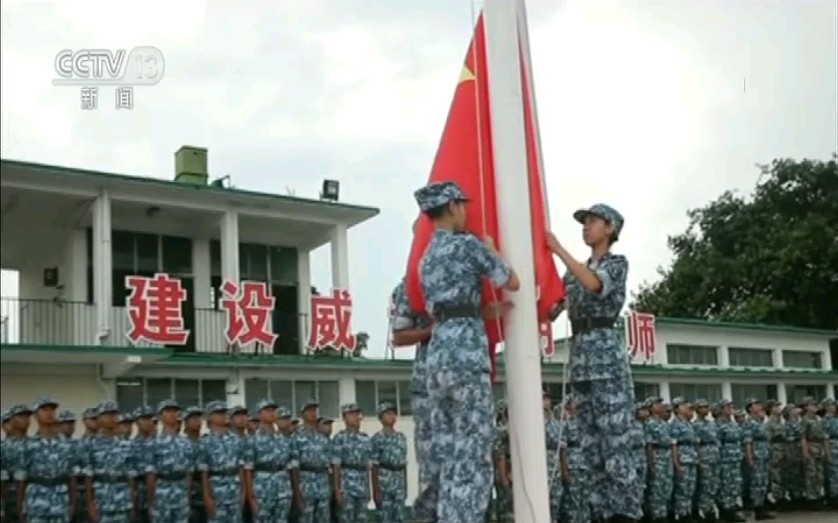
[632,156,838,330]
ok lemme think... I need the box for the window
[666,344,718,366]
[731,384,778,407]
[244,379,339,419]
[782,351,822,369]
[355,380,413,416]
[787,385,826,405]
[668,383,723,402]
[634,382,660,401]
[729,348,774,368]
[115,377,226,412]
[111,231,194,306]
[162,236,193,275]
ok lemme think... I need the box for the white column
[772,348,783,369]
[659,382,671,401]
[297,249,312,354]
[66,229,87,302]
[776,382,787,403]
[338,376,356,404]
[192,239,211,308]
[721,381,732,400]
[92,190,112,343]
[485,0,550,520]
[826,383,836,398]
[225,369,246,406]
[719,345,730,368]
[220,211,240,285]
[330,224,349,290]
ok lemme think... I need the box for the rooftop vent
[174,146,208,185]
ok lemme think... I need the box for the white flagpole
[483,1,551,522]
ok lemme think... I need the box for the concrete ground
[750,512,837,523]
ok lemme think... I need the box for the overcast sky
[1,0,836,358]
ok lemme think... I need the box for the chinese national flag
[405,13,565,379]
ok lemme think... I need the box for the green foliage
[632,156,838,330]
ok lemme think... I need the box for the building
[2,154,836,504]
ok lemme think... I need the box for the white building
[2,153,836,504]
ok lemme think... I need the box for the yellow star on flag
[459,63,475,84]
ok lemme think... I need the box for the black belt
[632,445,644,451]
[808,438,826,442]
[299,465,329,473]
[377,464,405,471]
[27,476,69,486]
[788,438,801,442]
[93,475,129,484]
[752,437,767,442]
[434,304,481,323]
[208,468,240,477]
[565,442,580,449]
[254,463,287,473]
[677,440,696,445]
[771,438,786,444]
[156,472,187,481]
[653,444,672,449]
[570,317,616,336]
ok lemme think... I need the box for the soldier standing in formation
[491,401,512,523]
[801,397,831,508]
[292,399,331,523]
[370,402,408,523]
[84,401,136,523]
[244,401,296,522]
[694,399,720,522]
[413,180,519,523]
[198,401,246,523]
[331,403,371,523]
[147,400,195,523]
[743,398,774,520]
[824,398,838,506]
[546,203,640,523]
[2,405,32,523]
[646,397,674,523]
[543,391,562,523]
[131,406,157,523]
[670,398,699,523]
[765,400,786,509]
[559,395,590,523]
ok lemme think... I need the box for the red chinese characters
[626,311,657,361]
[539,322,555,357]
[307,289,356,352]
[220,280,278,349]
[125,273,190,345]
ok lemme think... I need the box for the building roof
[654,316,837,337]
[0,158,380,226]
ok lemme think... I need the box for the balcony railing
[0,297,283,354]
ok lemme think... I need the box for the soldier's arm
[145,441,157,511]
[801,419,811,457]
[391,286,431,347]
[242,438,255,507]
[197,440,213,506]
[14,441,29,519]
[330,434,343,498]
[467,235,519,291]
[369,435,381,501]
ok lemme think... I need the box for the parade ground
[751,512,835,523]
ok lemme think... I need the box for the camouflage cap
[82,407,99,419]
[377,402,397,416]
[255,398,278,412]
[671,397,690,408]
[298,398,319,413]
[118,413,134,424]
[781,405,794,416]
[9,404,33,417]
[229,405,248,416]
[277,406,292,419]
[204,400,228,415]
[764,399,780,409]
[1,410,9,423]
[184,406,204,419]
[634,402,649,412]
[414,181,470,212]
[133,405,156,419]
[573,204,624,238]
[734,409,746,417]
[157,399,181,413]
[291,418,300,425]
[97,400,120,415]
[798,396,817,408]
[821,397,835,407]
[32,396,59,411]
[646,396,664,407]
[744,398,761,409]
[341,402,362,416]
[694,399,710,408]
[58,410,76,422]
[716,398,733,408]
[318,417,334,425]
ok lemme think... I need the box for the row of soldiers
[491,395,838,523]
[1,395,409,523]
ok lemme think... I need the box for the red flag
[405,13,565,378]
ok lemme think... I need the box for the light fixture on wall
[320,179,339,202]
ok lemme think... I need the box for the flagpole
[483,1,551,522]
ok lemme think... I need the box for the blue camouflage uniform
[544,396,562,521]
[492,402,513,523]
[0,409,11,522]
[389,280,435,522]
[370,403,407,523]
[560,400,590,523]
[2,404,33,523]
[73,407,100,523]
[415,181,513,523]
[147,399,196,523]
[332,403,371,523]
[198,402,246,523]
[130,405,157,523]
[628,404,647,509]
[182,406,206,523]
[293,400,332,523]
[822,398,838,502]
[693,399,720,518]
[16,397,76,523]
[83,401,135,523]
[645,407,674,521]
[715,401,744,515]
[670,398,699,519]
[782,409,805,502]
[742,400,770,509]
[564,204,640,521]
[244,401,297,523]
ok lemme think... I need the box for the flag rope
[467,0,572,517]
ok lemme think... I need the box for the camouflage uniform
[414,182,513,523]
[822,398,838,503]
[198,403,246,523]
[782,408,805,502]
[2,404,33,523]
[491,406,513,523]
[73,407,100,523]
[742,401,770,514]
[715,402,744,521]
[332,403,371,523]
[16,397,76,523]
[560,407,590,523]
[147,400,196,523]
[645,411,674,521]
[765,407,786,505]
[390,281,434,522]
[800,398,827,502]
[544,401,562,521]
[628,405,648,515]
[131,406,157,523]
[83,401,135,523]
[693,401,720,519]
[370,403,407,523]
[564,204,640,522]
[293,401,332,523]
[244,402,297,523]
[670,398,699,520]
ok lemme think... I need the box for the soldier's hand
[249,498,259,513]
[295,494,306,511]
[205,497,217,518]
[335,489,345,507]
[546,232,561,253]
[547,300,565,321]
[483,236,498,253]
[483,301,513,319]
[89,504,100,523]
[373,491,382,508]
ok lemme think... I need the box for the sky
[1,0,836,358]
